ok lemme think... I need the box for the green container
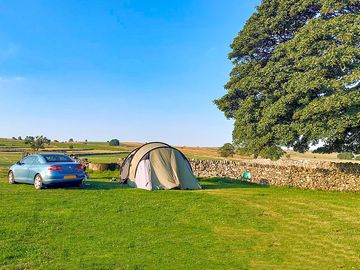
[242,171,251,180]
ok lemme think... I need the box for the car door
[27,156,40,183]
[14,156,33,183]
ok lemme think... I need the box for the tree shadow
[199,177,269,189]
[86,171,120,180]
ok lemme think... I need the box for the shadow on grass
[48,177,268,191]
[47,180,126,190]
[87,170,120,180]
[199,177,268,189]
[83,180,128,190]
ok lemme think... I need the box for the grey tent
[120,142,201,191]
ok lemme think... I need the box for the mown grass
[1,170,359,269]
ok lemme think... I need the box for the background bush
[109,139,120,146]
[337,152,354,160]
[218,143,235,158]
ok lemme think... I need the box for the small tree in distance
[24,136,51,151]
[69,138,74,142]
[109,139,120,146]
[218,143,235,158]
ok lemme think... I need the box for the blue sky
[0,0,259,146]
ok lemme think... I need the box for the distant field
[0,138,139,152]
[0,153,22,169]
[1,170,359,269]
[80,154,129,163]
[50,141,132,152]
[0,153,128,169]
[0,138,358,166]
[0,139,28,149]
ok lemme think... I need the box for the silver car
[8,153,85,189]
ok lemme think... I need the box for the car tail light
[48,165,62,171]
[77,164,83,170]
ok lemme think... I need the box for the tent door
[135,159,152,190]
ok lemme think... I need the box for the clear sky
[0,0,260,146]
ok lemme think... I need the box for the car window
[21,156,34,165]
[42,155,73,163]
[32,156,40,165]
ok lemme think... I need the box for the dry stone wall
[190,159,360,192]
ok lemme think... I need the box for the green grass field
[1,170,359,269]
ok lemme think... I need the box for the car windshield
[42,155,73,163]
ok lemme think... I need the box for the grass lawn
[1,170,359,269]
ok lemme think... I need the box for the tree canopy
[109,139,120,146]
[215,0,360,159]
[24,136,51,151]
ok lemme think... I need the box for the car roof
[38,153,68,156]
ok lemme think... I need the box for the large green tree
[215,0,360,159]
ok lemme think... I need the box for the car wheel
[8,171,16,184]
[34,174,44,190]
